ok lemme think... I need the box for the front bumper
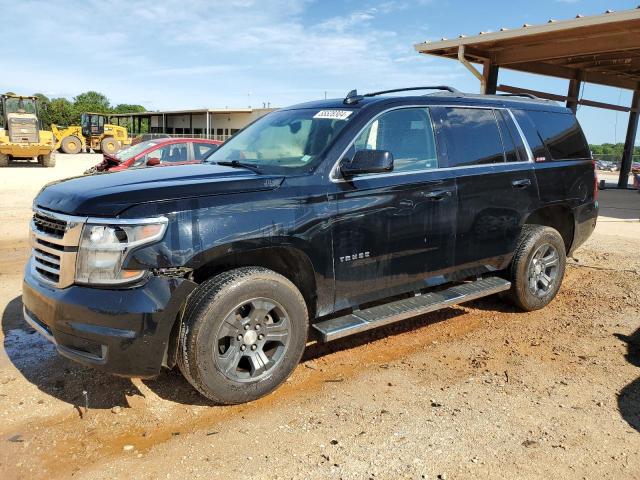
[22,262,197,377]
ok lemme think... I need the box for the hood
[35,164,285,217]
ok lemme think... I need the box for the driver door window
[351,108,438,174]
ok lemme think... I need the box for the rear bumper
[22,263,197,377]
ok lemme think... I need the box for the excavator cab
[80,113,106,137]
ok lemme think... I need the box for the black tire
[0,153,9,167]
[61,136,82,154]
[507,225,566,311]
[40,152,56,167]
[178,267,309,404]
[100,137,118,154]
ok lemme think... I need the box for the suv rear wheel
[507,225,566,311]
[178,267,309,404]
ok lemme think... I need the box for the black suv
[23,87,597,404]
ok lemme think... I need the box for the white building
[109,107,277,142]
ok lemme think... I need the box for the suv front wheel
[178,267,309,404]
[507,225,567,311]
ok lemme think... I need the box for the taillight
[592,160,599,200]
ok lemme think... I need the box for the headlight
[75,217,168,285]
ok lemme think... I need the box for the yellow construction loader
[52,112,131,154]
[0,94,56,167]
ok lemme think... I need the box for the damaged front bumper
[22,265,197,377]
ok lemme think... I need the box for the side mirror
[146,157,160,166]
[340,150,393,177]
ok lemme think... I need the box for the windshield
[4,97,36,114]
[115,140,159,160]
[206,108,354,173]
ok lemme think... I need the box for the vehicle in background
[85,137,222,173]
[595,159,619,172]
[23,87,598,404]
[52,113,131,155]
[0,94,56,167]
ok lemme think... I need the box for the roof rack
[497,92,540,100]
[343,86,461,104]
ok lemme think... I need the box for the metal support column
[618,90,640,188]
[566,75,582,113]
[483,63,499,95]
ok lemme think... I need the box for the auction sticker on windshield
[313,110,353,120]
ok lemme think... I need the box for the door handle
[424,189,452,201]
[511,178,532,189]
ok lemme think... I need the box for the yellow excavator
[52,112,131,154]
[0,94,56,167]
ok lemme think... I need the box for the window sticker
[313,110,353,120]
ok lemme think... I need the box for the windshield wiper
[216,160,262,174]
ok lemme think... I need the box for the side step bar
[313,276,511,342]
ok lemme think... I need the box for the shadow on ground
[617,326,640,433]
[3,293,468,409]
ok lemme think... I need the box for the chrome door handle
[511,178,532,189]
[424,190,452,201]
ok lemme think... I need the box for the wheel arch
[523,204,575,253]
[164,245,319,369]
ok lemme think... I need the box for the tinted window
[352,107,437,173]
[511,109,548,161]
[496,111,518,163]
[499,110,528,162]
[527,111,590,160]
[441,108,504,166]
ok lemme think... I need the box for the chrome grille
[29,209,86,288]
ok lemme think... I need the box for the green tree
[33,93,51,126]
[73,91,111,117]
[112,103,146,114]
[49,98,75,126]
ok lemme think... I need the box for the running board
[313,277,511,342]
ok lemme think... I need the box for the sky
[1,0,638,145]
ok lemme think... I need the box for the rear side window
[525,110,590,160]
[440,108,505,167]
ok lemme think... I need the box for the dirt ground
[0,156,639,480]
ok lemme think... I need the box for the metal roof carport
[414,8,640,187]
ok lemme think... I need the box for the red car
[88,138,222,173]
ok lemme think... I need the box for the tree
[112,103,146,114]
[73,91,111,116]
[49,98,75,126]
[33,93,51,126]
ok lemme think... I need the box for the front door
[330,106,458,310]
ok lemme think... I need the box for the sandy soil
[0,157,639,479]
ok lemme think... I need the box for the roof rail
[343,86,461,104]
[497,92,540,100]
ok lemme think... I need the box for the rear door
[433,106,538,271]
[331,106,458,310]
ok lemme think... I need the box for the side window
[352,107,437,173]
[526,111,590,160]
[511,109,550,161]
[441,108,505,167]
[495,111,519,163]
[499,110,529,162]
[194,143,217,160]
[161,143,188,163]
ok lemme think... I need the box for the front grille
[33,213,67,239]
[29,209,85,288]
